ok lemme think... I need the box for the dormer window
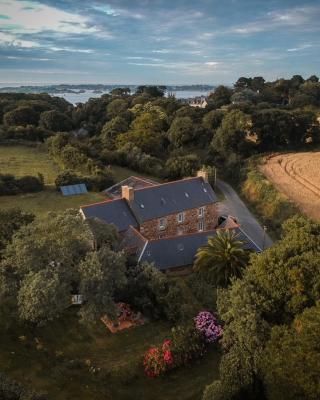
[198,207,205,217]
[177,212,184,223]
[159,218,166,230]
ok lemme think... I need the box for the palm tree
[194,229,249,286]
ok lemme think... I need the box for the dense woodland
[0,75,319,187]
[0,75,320,399]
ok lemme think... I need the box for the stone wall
[140,203,218,240]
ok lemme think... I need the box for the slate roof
[119,225,147,255]
[80,199,138,232]
[104,176,157,199]
[129,177,217,223]
[138,227,261,271]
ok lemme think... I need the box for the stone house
[80,170,260,272]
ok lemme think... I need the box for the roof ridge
[80,197,122,209]
[132,176,201,192]
[147,226,241,243]
[127,225,148,242]
[148,228,217,242]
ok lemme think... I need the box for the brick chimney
[121,185,134,202]
[197,169,209,183]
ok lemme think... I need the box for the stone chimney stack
[121,185,134,202]
[197,169,209,183]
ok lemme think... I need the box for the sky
[0,0,319,85]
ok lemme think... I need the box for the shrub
[171,325,207,366]
[55,171,80,189]
[143,339,173,377]
[84,170,115,191]
[194,311,222,343]
[165,154,200,179]
[0,174,44,195]
[143,324,209,377]
[17,175,44,193]
[55,170,115,192]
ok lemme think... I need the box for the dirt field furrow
[260,152,320,221]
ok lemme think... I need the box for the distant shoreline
[0,83,215,94]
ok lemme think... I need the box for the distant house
[80,170,260,272]
[180,96,208,108]
[189,97,208,108]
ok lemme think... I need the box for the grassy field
[0,145,59,184]
[0,189,106,216]
[0,311,220,400]
[260,152,320,221]
[0,145,160,216]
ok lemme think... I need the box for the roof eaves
[238,226,262,252]
[80,198,115,209]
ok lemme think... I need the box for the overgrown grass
[0,145,59,184]
[0,145,161,216]
[0,311,220,400]
[241,157,300,238]
[0,189,106,216]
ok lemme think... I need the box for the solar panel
[60,183,87,196]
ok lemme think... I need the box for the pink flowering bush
[194,311,222,343]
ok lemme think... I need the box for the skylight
[177,243,184,251]
[140,204,145,208]
[185,192,189,198]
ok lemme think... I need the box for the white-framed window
[198,206,205,217]
[159,218,166,230]
[177,212,184,223]
[198,220,204,232]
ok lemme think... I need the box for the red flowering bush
[143,339,173,377]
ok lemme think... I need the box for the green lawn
[0,145,59,185]
[0,145,160,216]
[0,311,221,400]
[0,189,106,216]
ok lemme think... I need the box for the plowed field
[260,152,320,220]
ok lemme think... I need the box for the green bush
[171,325,207,367]
[0,174,44,196]
[55,170,115,192]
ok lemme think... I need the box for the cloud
[126,56,162,61]
[48,46,94,53]
[92,5,119,16]
[205,61,219,66]
[0,0,104,50]
[3,55,51,61]
[286,44,313,52]
[0,31,40,48]
[152,49,172,54]
[230,5,320,36]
